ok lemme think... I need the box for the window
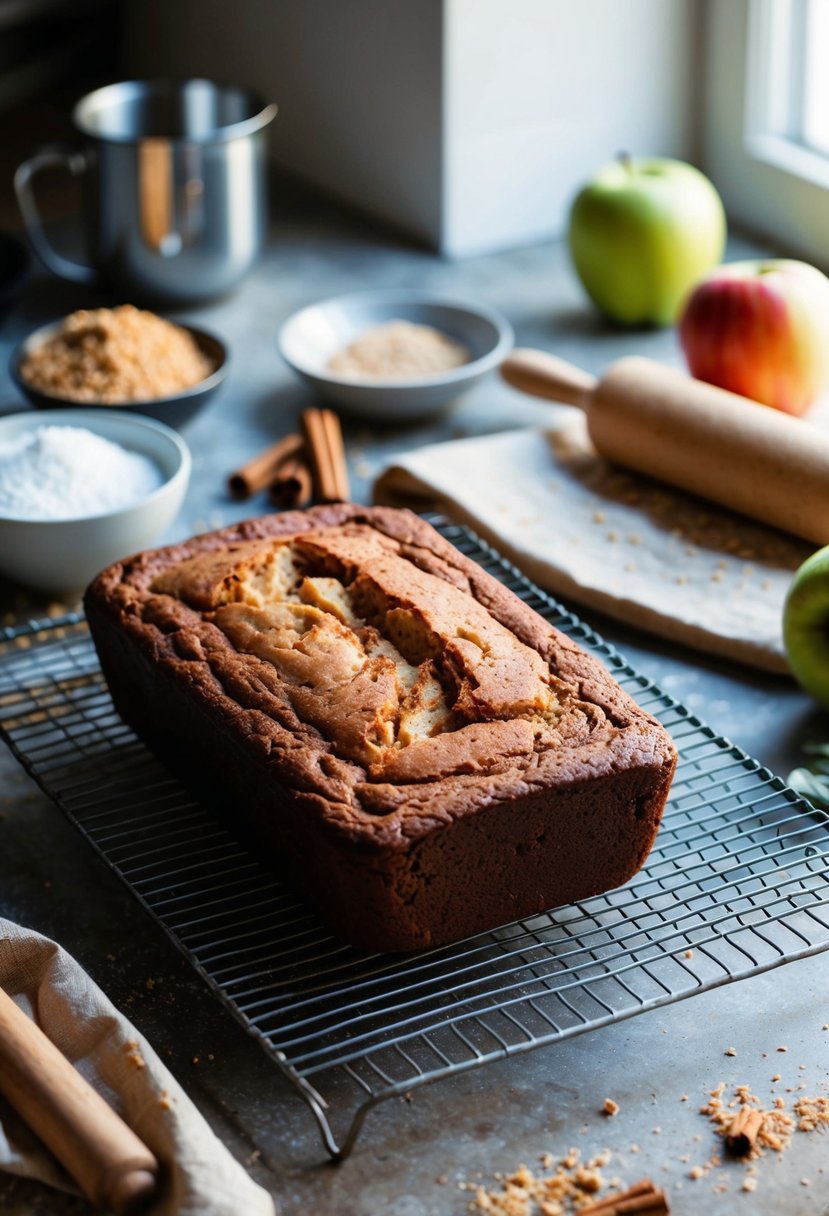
[704,0,829,262]
[801,0,829,155]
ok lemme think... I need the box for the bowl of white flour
[0,409,190,592]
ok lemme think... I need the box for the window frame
[703,0,829,263]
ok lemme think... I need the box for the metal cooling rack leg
[265,1048,372,1162]
[314,1098,383,1163]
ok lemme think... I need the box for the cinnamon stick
[300,408,350,503]
[268,452,313,510]
[578,1179,670,1216]
[725,1105,764,1156]
[227,433,304,499]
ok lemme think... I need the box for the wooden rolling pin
[0,985,159,1215]
[501,348,829,546]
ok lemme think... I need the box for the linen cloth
[0,917,276,1215]
[374,414,814,673]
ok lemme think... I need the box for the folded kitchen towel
[0,918,276,1216]
[374,415,814,673]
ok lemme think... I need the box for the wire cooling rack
[1,518,828,1161]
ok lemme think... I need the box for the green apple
[783,545,829,708]
[567,155,727,327]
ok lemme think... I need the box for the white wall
[124,0,701,257]
[442,0,700,256]
[123,0,445,248]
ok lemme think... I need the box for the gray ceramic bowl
[277,291,513,421]
[9,320,227,429]
[0,409,190,593]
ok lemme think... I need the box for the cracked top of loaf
[85,506,676,848]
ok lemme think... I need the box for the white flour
[0,425,163,520]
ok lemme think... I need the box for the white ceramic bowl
[0,409,191,594]
[277,290,514,421]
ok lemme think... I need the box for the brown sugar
[20,305,214,403]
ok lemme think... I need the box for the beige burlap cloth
[0,918,275,1215]
[375,414,815,674]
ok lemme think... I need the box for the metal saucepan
[15,78,277,304]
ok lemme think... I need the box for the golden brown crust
[84,506,677,950]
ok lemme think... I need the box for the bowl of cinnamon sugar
[278,290,513,421]
[10,304,227,429]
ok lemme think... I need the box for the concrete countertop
[1,181,828,1216]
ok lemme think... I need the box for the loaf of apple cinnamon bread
[84,505,676,951]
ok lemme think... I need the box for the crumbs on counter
[327,319,470,379]
[461,1156,670,1216]
[690,1076,829,1186]
[459,1149,606,1215]
[459,1045,829,1213]
[124,1040,145,1070]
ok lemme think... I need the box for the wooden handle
[501,346,829,545]
[500,347,597,408]
[0,986,159,1215]
[586,356,829,546]
[138,139,173,252]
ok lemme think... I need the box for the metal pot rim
[72,78,277,146]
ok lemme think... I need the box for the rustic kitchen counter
[1,181,827,1216]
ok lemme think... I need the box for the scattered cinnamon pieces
[724,1107,764,1157]
[700,1081,797,1162]
[465,1151,620,1216]
[463,1067,829,1214]
[578,1179,669,1216]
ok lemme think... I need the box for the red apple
[678,259,829,415]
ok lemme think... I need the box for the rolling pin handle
[108,1165,160,1215]
[500,347,598,409]
[0,986,160,1216]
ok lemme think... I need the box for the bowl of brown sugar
[278,290,513,421]
[10,304,227,429]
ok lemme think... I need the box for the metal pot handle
[14,144,100,286]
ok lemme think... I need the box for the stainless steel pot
[15,79,277,304]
